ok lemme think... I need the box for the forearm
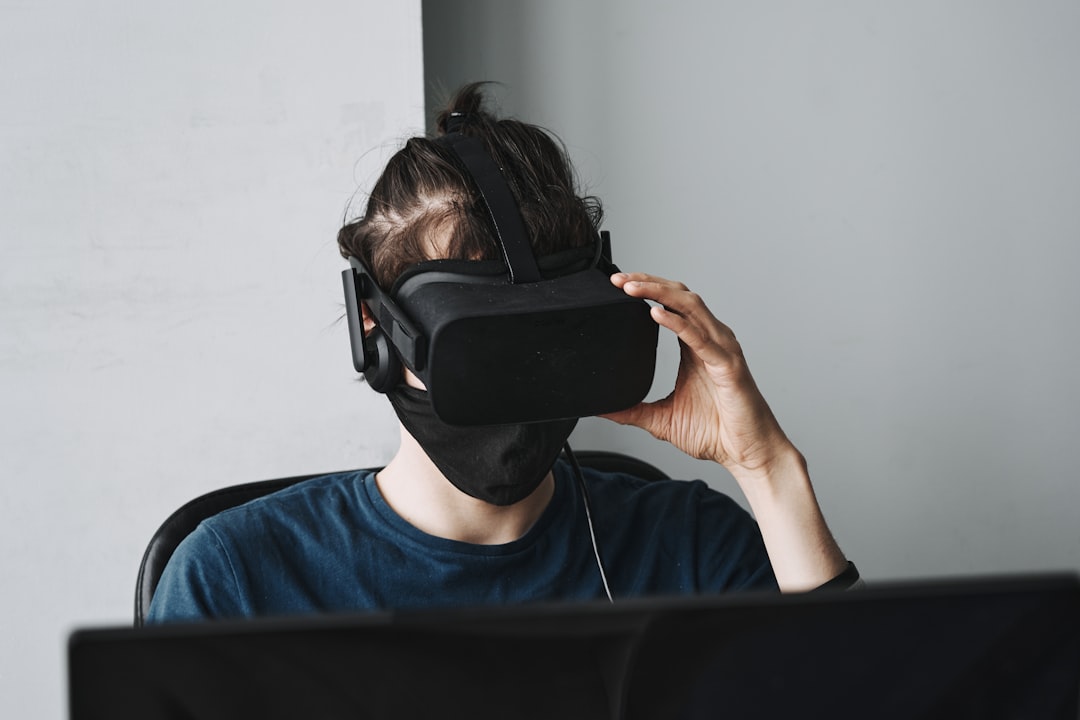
[732,447,848,592]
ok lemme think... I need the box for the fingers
[612,272,722,326]
[610,272,692,308]
[611,271,739,364]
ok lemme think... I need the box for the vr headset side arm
[598,231,618,274]
[342,257,427,374]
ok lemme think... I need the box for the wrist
[729,443,808,497]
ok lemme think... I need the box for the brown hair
[337,82,603,289]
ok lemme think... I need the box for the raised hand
[603,272,795,483]
[603,271,849,590]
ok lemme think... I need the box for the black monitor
[69,574,1079,719]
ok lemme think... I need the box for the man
[147,84,853,623]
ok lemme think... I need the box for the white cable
[564,444,614,603]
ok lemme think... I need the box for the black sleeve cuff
[813,561,861,591]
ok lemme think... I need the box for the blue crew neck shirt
[147,460,777,623]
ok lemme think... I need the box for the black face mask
[387,385,577,506]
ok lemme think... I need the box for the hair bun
[444,112,467,134]
[435,81,493,136]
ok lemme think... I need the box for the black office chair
[134,450,668,626]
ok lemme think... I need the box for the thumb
[599,399,670,440]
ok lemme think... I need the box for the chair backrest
[134,450,668,625]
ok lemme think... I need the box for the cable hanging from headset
[563,443,614,603]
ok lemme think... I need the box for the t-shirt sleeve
[588,470,779,597]
[694,485,779,593]
[145,522,246,623]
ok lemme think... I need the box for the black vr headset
[342,124,658,426]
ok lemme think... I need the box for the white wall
[424,1,1080,580]
[0,3,423,717]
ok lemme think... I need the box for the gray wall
[0,3,423,717]
[424,1,1080,580]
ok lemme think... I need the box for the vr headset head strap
[437,119,542,285]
